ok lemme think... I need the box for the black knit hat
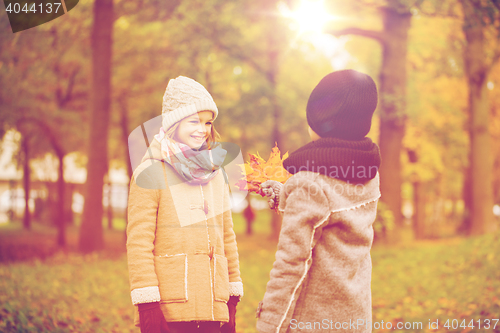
[306,69,378,140]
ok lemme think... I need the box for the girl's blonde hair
[165,112,221,150]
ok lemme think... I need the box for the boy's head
[306,69,378,141]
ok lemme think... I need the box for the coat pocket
[154,254,188,303]
[213,254,229,302]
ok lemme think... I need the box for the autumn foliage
[236,144,292,196]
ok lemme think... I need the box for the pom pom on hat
[161,76,218,131]
[306,69,378,140]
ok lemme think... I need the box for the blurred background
[0,0,500,332]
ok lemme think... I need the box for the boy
[257,70,381,333]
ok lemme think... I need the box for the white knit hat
[161,76,218,131]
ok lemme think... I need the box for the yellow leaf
[235,143,292,196]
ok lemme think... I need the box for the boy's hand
[261,180,283,209]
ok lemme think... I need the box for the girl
[127,76,243,333]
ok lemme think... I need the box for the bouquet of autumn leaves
[235,144,292,200]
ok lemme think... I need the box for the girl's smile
[174,111,214,149]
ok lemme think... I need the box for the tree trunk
[269,83,283,239]
[460,165,472,234]
[22,137,31,230]
[120,106,133,181]
[378,7,412,231]
[107,181,113,230]
[79,0,113,253]
[65,183,74,225]
[327,7,412,238]
[461,0,496,235]
[243,195,255,235]
[245,211,253,235]
[267,38,282,151]
[56,152,66,247]
[267,31,283,240]
[119,97,132,242]
[413,181,426,239]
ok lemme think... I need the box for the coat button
[204,200,209,214]
[209,246,214,260]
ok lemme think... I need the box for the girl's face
[174,111,214,149]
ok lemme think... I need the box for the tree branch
[326,27,388,44]
[489,47,500,71]
[17,116,65,157]
[490,0,500,11]
[58,67,80,109]
[194,24,269,76]
[417,10,461,19]
[212,40,268,76]
[117,95,133,179]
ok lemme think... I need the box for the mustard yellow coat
[127,139,243,326]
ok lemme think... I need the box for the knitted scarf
[283,137,381,182]
[154,127,227,185]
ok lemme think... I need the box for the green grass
[370,234,500,332]
[232,210,273,235]
[0,253,134,333]
[1,219,499,332]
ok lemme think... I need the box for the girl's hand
[261,180,283,210]
[221,296,240,333]
[138,302,170,333]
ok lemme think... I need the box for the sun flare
[279,0,335,34]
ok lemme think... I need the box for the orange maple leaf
[236,144,292,196]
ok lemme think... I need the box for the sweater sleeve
[126,167,161,305]
[256,176,330,333]
[222,181,243,297]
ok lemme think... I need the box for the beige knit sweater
[257,171,380,333]
[127,139,243,326]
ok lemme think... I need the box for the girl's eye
[206,122,212,126]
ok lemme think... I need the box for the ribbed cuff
[228,281,244,297]
[131,286,161,305]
